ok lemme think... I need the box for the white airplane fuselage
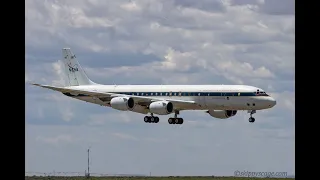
[65,84,276,111]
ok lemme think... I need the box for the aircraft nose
[269,97,276,107]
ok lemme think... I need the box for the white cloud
[36,134,74,146]
[26,0,294,176]
[269,91,295,112]
[45,93,75,122]
[88,112,135,125]
[111,132,139,141]
[52,60,67,86]
[120,1,142,12]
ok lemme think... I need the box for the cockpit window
[256,91,269,96]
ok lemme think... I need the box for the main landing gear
[248,110,256,123]
[168,111,184,125]
[144,114,159,123]
[144,111,184,125]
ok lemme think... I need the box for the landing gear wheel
[154,117,159,123]
[249,117,255,123]
[168,110,184,125]
[150,116,155,123]
[174,118,179,124]
[178,118,184,124]
[144,116,149,123]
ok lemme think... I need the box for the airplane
[31,48,277,124]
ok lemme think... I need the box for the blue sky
[25,0,295,176]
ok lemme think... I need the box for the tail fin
[62,48,97,86]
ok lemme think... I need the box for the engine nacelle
[207,110,237,119]
[110,97,135,111]
[149,101,174,115]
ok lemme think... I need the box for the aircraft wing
[31,84,196,107]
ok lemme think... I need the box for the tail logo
[68,63,79,72]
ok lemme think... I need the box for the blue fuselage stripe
[63,92,269,97]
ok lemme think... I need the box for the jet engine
[110,97,135,111]
[206,110,237,119]
[149,101,174,115]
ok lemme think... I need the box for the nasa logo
[68,64,79,72]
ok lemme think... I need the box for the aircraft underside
[71,95,258,124]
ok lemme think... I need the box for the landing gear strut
[168,110,184,124]
[248,110,256,123]
[144,113,159,123]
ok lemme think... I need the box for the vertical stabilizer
[62,48,96,86]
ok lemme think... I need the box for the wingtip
[26,81,42,86]
[25,80,34,85]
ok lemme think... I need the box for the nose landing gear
[248,110,256,123]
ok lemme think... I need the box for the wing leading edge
[31,84,196,107]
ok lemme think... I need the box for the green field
[25,176,294,180]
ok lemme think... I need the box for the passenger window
[179,92,182,96]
